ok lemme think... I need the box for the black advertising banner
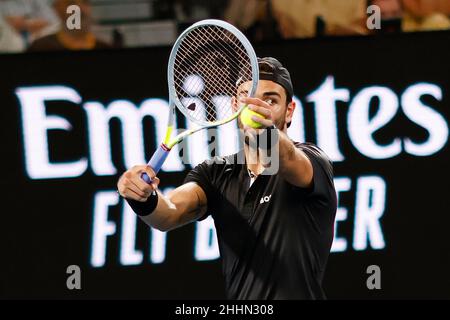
[0,31,449,299]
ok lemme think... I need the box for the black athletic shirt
[184,142,337,300]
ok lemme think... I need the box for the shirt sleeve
[296,142,336,201]
[183,160,218,221]
[295,142,337,229]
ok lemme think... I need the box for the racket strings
[190,27,251,78]
[174,44,238,108]
[174,34,247,107]
[175,28,252,120]
[174,48,228,122]
[192,28,253,93]
[173,24,254,125]
[207,26,253,76]
[180,26,250,89]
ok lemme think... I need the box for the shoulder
[192,152,241,176]
[183,153,240,213]
[203,153,240,167]
[293,142,334,178]
[184,152,242,187]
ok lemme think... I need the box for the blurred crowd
[0,0,109,52]
[229,0,450,41]
[0,0,449,53]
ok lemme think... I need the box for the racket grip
[141,144,171,184]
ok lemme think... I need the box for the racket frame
[143,19,259,183]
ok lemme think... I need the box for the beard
[239,115,285,142]
[240,118,284,149]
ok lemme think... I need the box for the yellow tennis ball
[240,107,265,129]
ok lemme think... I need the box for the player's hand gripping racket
[141,19,259,183]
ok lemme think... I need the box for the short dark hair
[258,57,293,105]
[258,62,292,105]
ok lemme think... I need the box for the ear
[285,100,296,125]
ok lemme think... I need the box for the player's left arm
[273,129,313,188]
[241,97,313,188]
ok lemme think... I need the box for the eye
[265,98,275,105]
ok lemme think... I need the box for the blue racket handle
[141,144,171,184]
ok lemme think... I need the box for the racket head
[167,19,259,128]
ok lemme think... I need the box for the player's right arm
[117,165,207,232]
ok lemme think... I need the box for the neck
[244,144,265,176]
[243,126,286,176]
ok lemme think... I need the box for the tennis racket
[141,19,259,183]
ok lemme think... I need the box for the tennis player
[117,57,337,299]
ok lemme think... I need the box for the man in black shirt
[117,57,337,299]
